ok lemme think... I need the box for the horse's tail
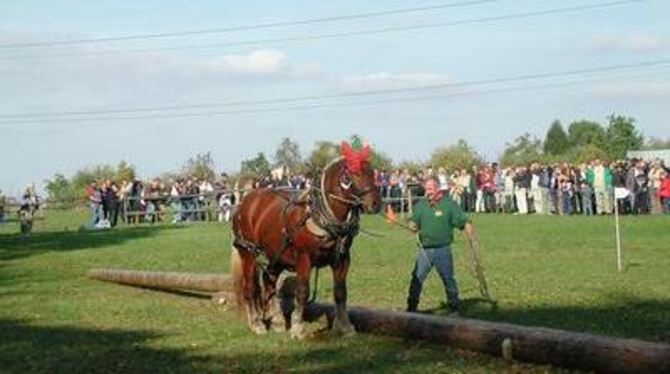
[230,247,245,312]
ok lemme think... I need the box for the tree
[115,160,136,183]
[569,144,608,165]
[71,164,116,198]
[643,137,670,150]
[240,152,271,176]
[567,120,606,148]
[543,120,570,156]
[183,152,216,181]
[396,160,424,174]
[348,134,392,170]
[429,139,483,171]
[370,149,393,171]
[605,114,643,160]
[274,137,303,173]
[499,133,543,166]
[44,174,77,206]
[306,141,340,171]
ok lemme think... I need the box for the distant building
[627,149,670,165]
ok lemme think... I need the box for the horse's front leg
[238,250,267,335]
[290,252,311,339]
[331,252,356,336]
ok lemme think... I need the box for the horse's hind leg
[261,269,286,332]
[290,253,310,339]
[239,252,267,334]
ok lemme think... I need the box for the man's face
[424,180,439,198]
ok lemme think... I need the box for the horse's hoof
[332,322,356,337]
[271,321,287,333]
[290,325,307,340]
[250,324,267,335]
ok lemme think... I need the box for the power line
[2,58,668,123]
[3,71,668,127]
[1,0,647,60]
[0,0,498,49]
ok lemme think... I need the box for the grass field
[1,209,668,373]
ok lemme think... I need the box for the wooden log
[304,303,670,374]
[87,269,670,373]
[87,268,234,293]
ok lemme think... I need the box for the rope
[307,268,319,304]
[358,227,386,238]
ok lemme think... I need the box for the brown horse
[230,142,381,338]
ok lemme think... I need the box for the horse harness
[232,185,362,273]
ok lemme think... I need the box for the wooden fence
[119,185,424,225]
[122,192,224,225]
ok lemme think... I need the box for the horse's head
[339,142,382,214]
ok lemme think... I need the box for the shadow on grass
[463,295,670,343]
[0,318,523,374]
[0,225,185,261]
[0,318,219,373]
[395,294,670,343]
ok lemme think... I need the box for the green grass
[1,209,668,373]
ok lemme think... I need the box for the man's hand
[408,221,419,233]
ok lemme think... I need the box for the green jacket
[585,167,613,188]
[410,196,469,248]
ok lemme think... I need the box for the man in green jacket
[585,159,613,214]
[406,176,476,314]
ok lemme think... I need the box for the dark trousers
[407,246,459,311]
[108,200,119,227]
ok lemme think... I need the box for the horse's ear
[360,143,372,163]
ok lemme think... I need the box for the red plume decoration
[340,141,372,174]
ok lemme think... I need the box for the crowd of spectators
[377,158,670,216]
[83,171,315,229]
[85,177,226,228]
[77,157,670,230]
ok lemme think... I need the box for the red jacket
[659,178,670,199]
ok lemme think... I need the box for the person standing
[503,168,516,213]
[492,163,505,213]
[85,181,103,228]
[473,165,485,213]
[580,181,594,216]
[586,159,613,214]
[513,166,531,214]
[659,170,670,214]
[405,177,476,315]
[648,161,665,214]
[633,161,650,214]
[530,163,543,214]
[106,182,120,227]
[0,190,5,224]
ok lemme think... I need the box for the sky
[1,0,669,196]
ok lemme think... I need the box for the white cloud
[341,72,452,90]
[588,33,668,53]
[195,49,289,75]
[73,49,292,78]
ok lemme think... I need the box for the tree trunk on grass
[87,268,233,293]
[88,268,670,373]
